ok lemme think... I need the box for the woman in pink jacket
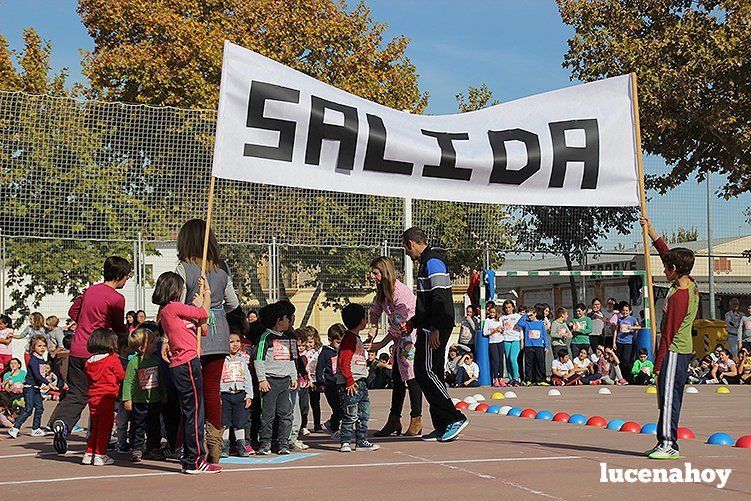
[366,256,423,437]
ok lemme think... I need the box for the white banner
[212,41,640,206]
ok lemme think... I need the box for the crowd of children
[445,297,650,387]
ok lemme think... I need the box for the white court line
[0,455,581,486]
[397,452,566,500]
[0,450,84,459]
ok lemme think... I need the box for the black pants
[49,355,88,430]
[323,382,342,431]
[489,342,505,379]
[130,402,161,452]
[616,342,633,379]
[298,386,310,429]
[389,363,422,419]
[524,346,546,383]
[414,328,463,433]
[259,376,293,448]
[657,352,691,449]
[308,388,321,429]
[517,348,525,381]
[633,371,653,385]
[455,366,480,387]
[171,358,205,469]
[160,387,180,450]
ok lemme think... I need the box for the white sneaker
[81,452,94,465]
[339,443,352,453]
[31,428,46,437]
[300,427,311,436]
[93,454,115,466]
[8,427,19,438]
[290,439,309,451]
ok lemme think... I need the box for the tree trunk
[563,252,579,306]
[300,283,323,327]
[247,264,268,308]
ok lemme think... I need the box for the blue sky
[1,0,748,246]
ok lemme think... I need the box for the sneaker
[300,427,311,436]
[130,450,143,463]
[355,440,380,451]
[72,425,84,433]
[538,381,550,387]
[183,460,223,474]
[440,418,470,442]
[93,454,115,466]
[256,445,271,456]
[339,442,352,452]
[235,439,251,457]
[491,379,499,387]
[143,448,165,460]
[498,380,508,387]
[31,428,46,437]
[81,452,94,465]
[313,424,323,433]
[277,447,290,455]
[522,381,532,387]
[52,420,68,454]
[290,439,309,451]
[643,443,661,457]
[648,444,680,460]
[421,429,443,442]
[7,427,19,439]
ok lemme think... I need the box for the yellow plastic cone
[716,386,731,394]
[645,386,657,394]
[491,392,505,400]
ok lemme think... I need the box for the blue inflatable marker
[568,413,587,425]
[508,407,523,417]
[535,410,554,421]
[640,423,658,435]
[606,419,625,431]
[486,405,501,414]
[707,433,734,446]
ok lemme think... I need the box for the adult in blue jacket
[403,227,468,443]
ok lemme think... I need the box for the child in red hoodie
[83,328,125,466]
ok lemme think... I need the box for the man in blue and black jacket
[403,227,468,443]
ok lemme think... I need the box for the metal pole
[707,174,715,318]
[0,228,5,313]
[403,197,413,289]
[268,241,274,303]
[133,240,140,311]
[484,243,490,270]
[139,235,146,311]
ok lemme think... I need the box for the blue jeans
[338,380,370,445]
[15,386,44,430]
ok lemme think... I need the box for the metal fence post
[0,227,5,313]
[133,239,140,310]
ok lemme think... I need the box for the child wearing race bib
[336,303,379,452]
[254,302,298,456]
[567,303,592,358]
[516,304,549,386]
[123,327,166,463]
[615,302,640,378]
[220,332,254,457]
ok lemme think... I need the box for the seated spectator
[551,349,580,386]
[444,345,460,386]
[1,358,26,397]
[454,352,480,388]
[738,347,751,384]
[598,347,627,385]
[631,349,655,385]
[709,344,724,363]
[367,353,392,389]
[706,349,739,384]
[0,392,21,428]
[687,357,713,384]
[572,348,601,385]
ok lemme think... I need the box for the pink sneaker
[498,380,508,387]
[619,378,629,385]
[183,460,222,474]
[245,443,256,455]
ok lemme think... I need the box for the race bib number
[331,355,338,374]
[504,320,515,331]
[137,366,159,390]
[557,328,567,336]
[529,330,541,340]
[272,339,291,361]
[222,360,245,383]
[620,324,631,333]
[353,353,367,366]
[744,320,751,330]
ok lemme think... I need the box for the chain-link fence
[1,90,749,333]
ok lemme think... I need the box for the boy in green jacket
[568,303,592,358]
[631,348,655,385]
[123,327,166,462]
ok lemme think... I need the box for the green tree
[557,0,751,198]
[0,30,139,321]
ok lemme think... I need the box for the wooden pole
[630,73,658,350]
[197,176,216,353]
